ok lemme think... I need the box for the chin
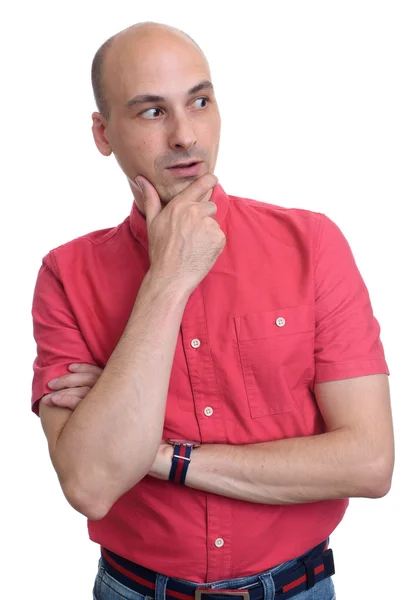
[165,181,190,201]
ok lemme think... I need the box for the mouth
[167,161,203,178]
[168,161,202,169]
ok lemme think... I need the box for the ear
[91,112,112,156]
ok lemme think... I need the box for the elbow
[63,466,150,521]
[64,485,110,520]
[366,475,392,498]
[364,456,394,499]
[86,506,110,521]
[371,470,394,498]
[82,499,110,521]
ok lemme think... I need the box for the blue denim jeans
[92,547,336,600]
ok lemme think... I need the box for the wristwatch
[167,439,201,485]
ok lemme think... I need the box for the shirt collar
[129,183,230,251]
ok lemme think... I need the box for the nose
[168,112,197,151]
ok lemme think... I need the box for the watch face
[168,439,201,448]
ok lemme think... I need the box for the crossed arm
[42,365,394,506]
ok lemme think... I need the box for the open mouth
[170,161,200,169]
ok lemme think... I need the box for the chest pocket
[234,305,315,418]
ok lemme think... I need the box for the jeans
[92,547,336,600]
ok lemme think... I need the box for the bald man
[32,21,394,600]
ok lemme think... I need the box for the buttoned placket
[180,284,233,581]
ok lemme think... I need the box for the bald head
[91,22,207,119]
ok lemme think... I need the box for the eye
[140,107,164,119]
[193,97,209,109]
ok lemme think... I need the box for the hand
[135,173,226,295]
[41,363,103,410]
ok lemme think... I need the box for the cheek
[115,127,155,161]
[130,127,159,156]
[111,119,144,146]
[203,112,221,143]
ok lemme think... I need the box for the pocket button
[275,317,286,327]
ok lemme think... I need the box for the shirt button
[204,406,214,417]
[215,538,224,548]
[191,339,201,348]
[275,317,286,327]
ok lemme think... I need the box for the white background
[1,1,418,598]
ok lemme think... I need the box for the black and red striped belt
[100,539,335,600]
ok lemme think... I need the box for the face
[92,30,221,205]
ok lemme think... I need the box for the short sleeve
[31,253,99,417]
[314,215,389,383]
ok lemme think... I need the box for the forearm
[55,270,189,518]
[183,429,388,504]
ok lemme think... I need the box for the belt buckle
[195,590,250,600]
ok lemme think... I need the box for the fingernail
[50,394,62,401]
[48,379,58,387]
[68,364,79,370]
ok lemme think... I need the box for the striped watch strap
[169,443,193,485]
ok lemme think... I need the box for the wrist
[144,269,192,305]
[168,440,201,485]
[149,443,173,480]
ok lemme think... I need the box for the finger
[56,386,92,398]
[185,173,219,203]
[135,176,162,224]
[200,201,218,218]
[42,386,91,403]
[50,394,83,411]
[48,373,99,390]
[43,385,91,406]
[68,363,103,375]
[41,394,55,406]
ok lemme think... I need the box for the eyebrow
[125,80,214,109]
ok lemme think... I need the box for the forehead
[104,32,211,105]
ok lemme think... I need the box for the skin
[45,364,394,504]
[91,23,221,212]
[40,24,394,511]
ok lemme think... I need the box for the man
[31,21,394,600]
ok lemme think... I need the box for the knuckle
[189,204,201,218]
[171,201,183,217]
[217,230,226,244]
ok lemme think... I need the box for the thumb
[135,176,162,225]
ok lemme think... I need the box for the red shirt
[31,184,389,582]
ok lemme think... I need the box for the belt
[100,540,335,600]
